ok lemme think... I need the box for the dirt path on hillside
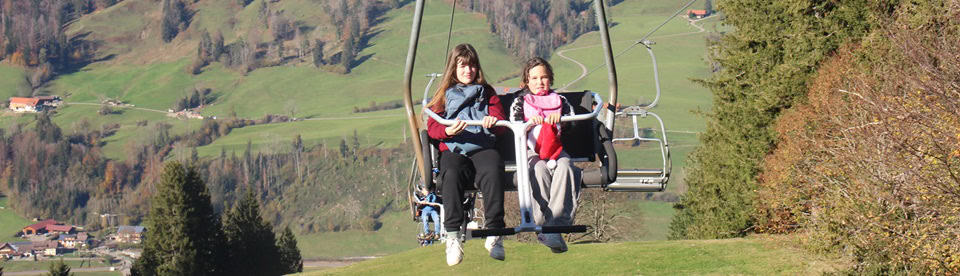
[557,16,713,90]
[67,102,168,114]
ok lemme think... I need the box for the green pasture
[195,0,715,159]
[12,0,716,165]
[26,0,522,158]
[66,0,149,56]
[306,235,844,275]
[0,197,32,243]
[636,200,676,241]
[295,210,420,259]
[293,194,678,259]
[1,1,716,258]
[0,65,28,100]
[193,109,410,157]
[541,1,719,133]
[0,259,104,273]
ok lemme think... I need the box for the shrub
[755,2,960,273]
[670,0,896,240]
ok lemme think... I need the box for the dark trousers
[439,148,506,232]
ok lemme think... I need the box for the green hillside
[306,235,845,275]
[0,0,718,264]
[0,196,32,243]
[1,0,713,162]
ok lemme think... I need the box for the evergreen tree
[222,189,282,276]
[212,31,225,61]
[313,39,325,67]
[276,226,303,274]
[47,258,71,276]
[35,112,62,143]
[189,89,201,108]
[131,162,227,276]
[189,147,199,165]
[160,0,184,43]
[198,31,212,62]
[669,0,898,239]
[341,32,354,73]
[338,139,348,159]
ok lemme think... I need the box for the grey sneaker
[484,236,505,260]
[537,233,568,253]
[445,233,463,266]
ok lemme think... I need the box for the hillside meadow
[0,0,716,263]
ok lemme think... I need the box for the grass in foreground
[304,235,845,275]
[0,259,103,272]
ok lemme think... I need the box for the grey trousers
[528,150,581,227]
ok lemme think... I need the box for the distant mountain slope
[0,0,717,253]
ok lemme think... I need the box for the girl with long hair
[425,43,507,266]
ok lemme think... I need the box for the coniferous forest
[131,162,302,276]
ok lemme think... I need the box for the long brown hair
[427,43,490,113]
[519,57,554,90]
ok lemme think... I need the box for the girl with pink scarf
[509,57,580,254]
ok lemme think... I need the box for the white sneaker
[445,234,463,266]
[537,233,568,253]
[484,236,505,260]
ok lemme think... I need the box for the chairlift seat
[424,90,609,193]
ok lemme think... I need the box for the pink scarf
[523,89,562,121]
[523,89,564,163]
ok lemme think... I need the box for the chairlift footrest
[541,225,589,234]
[470,228,517,237]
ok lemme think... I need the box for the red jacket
[427,88,506,152]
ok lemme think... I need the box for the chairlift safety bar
[422,93,604,234]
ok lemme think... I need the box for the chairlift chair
[608,40,672,192]
[402,0,682,241]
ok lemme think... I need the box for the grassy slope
[2,0,714,162]
[294,200,673,259]
[0,65,27,100]
[0,0,519,161]
[0,197,32,243]
[0,259,93,272]
[287,0,711,259]
[1,0,720,261]
[306,235,843,275]
[296,210,420,259]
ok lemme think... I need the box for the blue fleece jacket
[443,84,495,155]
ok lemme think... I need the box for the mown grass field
[303,235,845,275]
[294,198,677,260]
